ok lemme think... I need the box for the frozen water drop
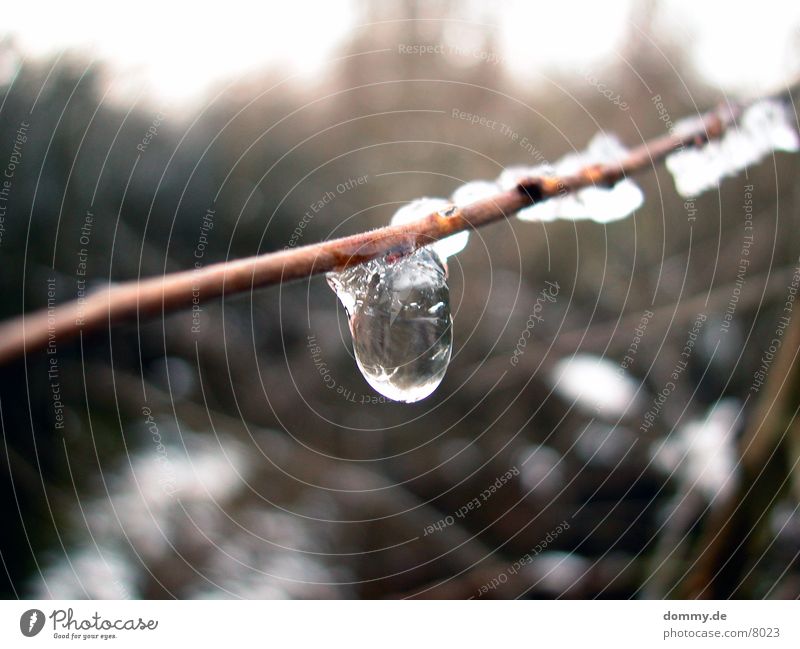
[391,197,469,260]
[327,248,452,403]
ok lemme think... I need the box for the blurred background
[1,0,800,599]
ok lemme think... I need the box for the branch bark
[0,87,792,365]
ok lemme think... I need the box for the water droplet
[327,248,452,403]
[391,197,469,260]
[666,99,800,197]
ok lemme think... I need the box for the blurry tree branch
[686,306,800,598]
[0,84,796,365]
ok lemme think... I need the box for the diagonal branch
[0,86,794,365]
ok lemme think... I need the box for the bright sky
[1,0,798,104]
[0,0,358,104]
[655,0,800,94]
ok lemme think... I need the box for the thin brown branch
[0,86,793,365]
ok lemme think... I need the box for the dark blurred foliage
[2,7,800,599]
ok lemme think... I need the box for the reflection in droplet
[327,248,452,403]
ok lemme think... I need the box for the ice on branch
[498,134,644,224]
[498,164,554,192]
[391,197,470,261]
[666,98,800,197]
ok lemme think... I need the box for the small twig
[0,86,791,365]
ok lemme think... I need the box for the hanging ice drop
[326,248,452,403]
